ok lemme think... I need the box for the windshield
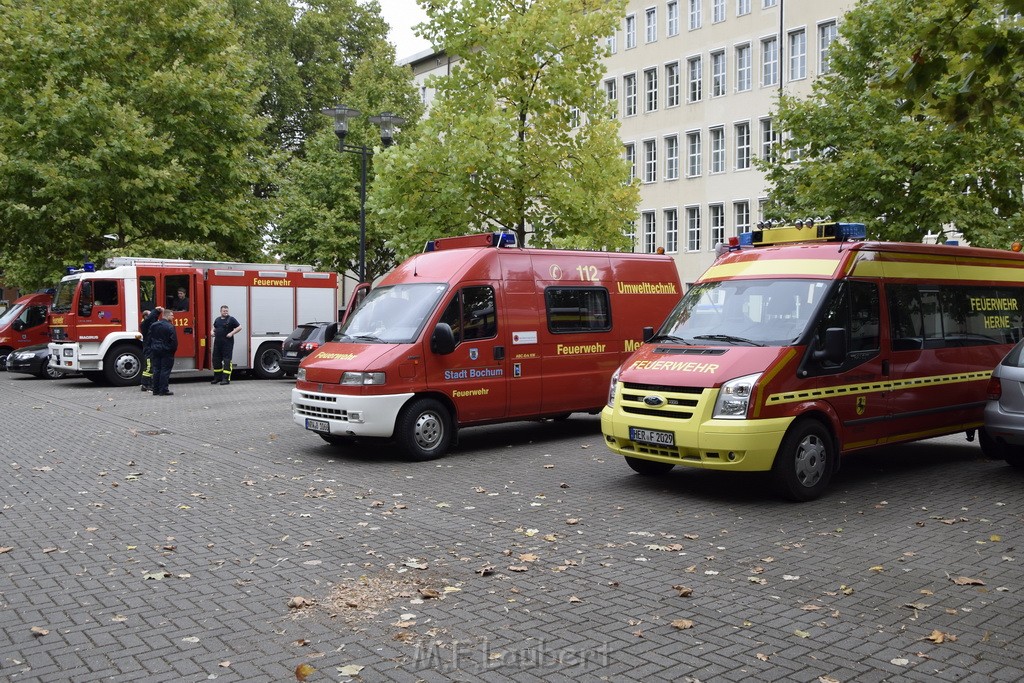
[339,283,448,344]
[51,278,79,314]
[0,302,26,328]
[658,279,831,346]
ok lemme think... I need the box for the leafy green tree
[369,0,636,259]
[0,0,270,288]
[890,0,1024,126]
[272,41,424,283]
[762,0,1024,246]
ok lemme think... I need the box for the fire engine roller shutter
[210,284,248,368]
[296,281,337,325]
[251,281,294,336]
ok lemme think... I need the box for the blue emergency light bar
[424,231,518,252]
[739,222,866,247]
[65,262,97,274]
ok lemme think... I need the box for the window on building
[760,117,777,161]
[789,29,806,80]
[761,36,778,86]
[758,197,768,222]
[569,106,580,129]
[763,0,777,7]
[686,207,702,251]
[644,68,658,112]
[624,143,636,180]
[625,14,637,49]
[666,61,680,107]
[665,135,679,180]
[737,0,751,15]
[736,43,751,91]
[624,73,637,116]
[607,30,617,54]
[734,201,751,233]
[643,139,657,183]
[710,127,725,173]
[712,0,725,23]
[711,50,726,96]
[667,1,680,36]
[665,209,679,253]
[687,56,702,102]
[641,212,657,253]
[605,79,617,118]
[688,0,702,30]
[687,131,702,177]
[646,7,658,42]
[735,121,751,169]
[710,204,726,246]
[546,287,611,333]
[819,21,837,74]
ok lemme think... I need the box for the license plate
[285,351,298,357]
[629,427,675,446]
[305,418,330,433]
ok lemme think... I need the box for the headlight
[713,372,761,419]
[341,371,386,386]
[607,368,620,407]
[297,368,306,381]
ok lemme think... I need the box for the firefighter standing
[139,308,157,392]
[210,305,241,385]
[150,308,178,396]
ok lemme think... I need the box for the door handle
[493,346,505,360]
[881,360,890,375]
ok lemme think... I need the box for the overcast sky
[380,0,431,60]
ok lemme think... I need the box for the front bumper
[291,387,414,439]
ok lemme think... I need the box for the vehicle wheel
[395,398,452,461]
[624,456,675,475]
[772,419,834,502]
[978,428,1009,460]
[0,347,12,371]
[82,370,105,383]
[103,344,143,386]
[37,364,65,380]
[253,343,285,379]
[319,434,354,447]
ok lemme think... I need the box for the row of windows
[624,119,776,183]
[618,0,782,50]
[638,201,758,254]
[607,22,837,117]
[444,286,613,337]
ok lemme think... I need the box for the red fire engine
[48,257,337,385]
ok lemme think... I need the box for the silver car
[982,339,1024,469]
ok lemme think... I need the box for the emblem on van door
[469,348,479,361]
[644,395,666,407]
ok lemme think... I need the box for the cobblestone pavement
[1,370,1022,683]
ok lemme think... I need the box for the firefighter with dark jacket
[210,305,241,385]
[149,308,178,396]
[139,308,157,392]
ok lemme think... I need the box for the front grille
[294,392,348,421]
[619,384,709,420]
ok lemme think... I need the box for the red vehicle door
[155,269,203,368]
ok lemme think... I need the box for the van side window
[439,286,497,344]
[816,280,880,356]
[545,287,611,333]
[889,284,1024,349]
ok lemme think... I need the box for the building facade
[606,0,852,283]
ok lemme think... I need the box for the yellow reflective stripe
[752,349,798,418]
[703,258,840,280]
[765,370,992,406]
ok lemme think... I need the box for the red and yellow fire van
[601,222,1024,500]
[291,232,682,459]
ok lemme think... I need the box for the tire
[83,371,105,384]
[319,434,354,447]
[253,343,284,379]
[624,456,675,475]
[979,427,1008,460]
[395,398,452,461]
[103,344,143,386]
[0,347,12,371]
[772,419,834,502]
[37,364,65,380]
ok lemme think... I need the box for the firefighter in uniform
[210,305,241,385]
[139,308,156,392]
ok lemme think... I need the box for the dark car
[982,338,1024,470]
[281,321,338,376]
[6,344,67,379]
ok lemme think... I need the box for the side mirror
[430,322,456,355]
[642,326,655,342]
[812,327,846,364]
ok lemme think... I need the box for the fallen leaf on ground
[31,626,49,637]
[288,596,312,609]
[926,630,957,644]
[951,576,985,586]
[338,665,364,676]
[671,619,694,630]
[794,629,811,638]
[756,653,770,661]
[295,663,315,681]
[672,585,693,597]
[0,547,12,554]
[508,565,529,572]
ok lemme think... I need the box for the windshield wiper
[693,334,764,347]
[648,334,691,345]
[346,334,386,343]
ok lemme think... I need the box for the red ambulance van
[602,222,1024,500]
[292,232,682,459]
[0,292,52,368]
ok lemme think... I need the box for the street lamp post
[320,105,405,284]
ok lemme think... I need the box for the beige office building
[607,0,853,283]
[400,1,854,283]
